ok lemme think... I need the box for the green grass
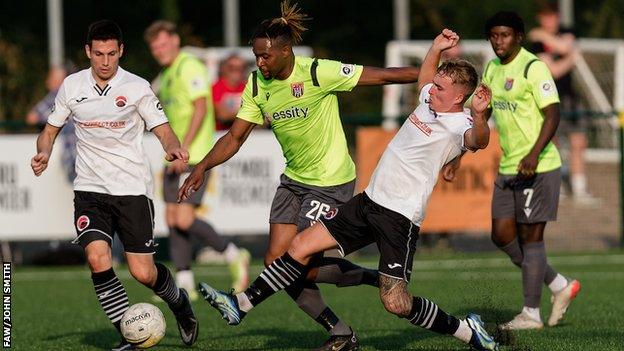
[12,250,624,350]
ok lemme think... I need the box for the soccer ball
[120,303,166,349]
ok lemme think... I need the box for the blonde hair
[437,59,479,101]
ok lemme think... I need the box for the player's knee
[289,234,308,259]
[380,291,411,317]
[129,265,156,286]
[86,251,112,272]
[165,207,177,228]
[176,216,194,231]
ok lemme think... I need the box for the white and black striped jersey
[47,67,168,198]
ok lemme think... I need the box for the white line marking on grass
[13,254,624,282]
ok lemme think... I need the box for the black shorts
[72,191,157,254]
[270,174,356,232]
[319,192,419,282]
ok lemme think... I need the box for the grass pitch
[12,250,624,350]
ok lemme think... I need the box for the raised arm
[464,84,492,150]
[177,117,256,201]
[356,66,420,86]
[418,29,459,92]
[31,123,62,176]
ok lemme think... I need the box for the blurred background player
[198,28,500,351]
[31,20,198,350]
[178,1,425,349]
[528,4,598,205]
[25,64,77,183]
[212,54,247,131]
[145,20,250,300]
[483,11,581,330]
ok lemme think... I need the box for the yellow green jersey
[158,51,215,165]
[237,56,363,186]
[483,47,561,175]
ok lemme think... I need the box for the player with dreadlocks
[180,2,420,349]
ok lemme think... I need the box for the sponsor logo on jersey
[291,82,304,98]
[75,97,88,103]
[340,64,356,77]
[78,121,127,129]
[156,101,163,110]
[408,113,432,136]
[492,100,518,112]
[504,78,514,90]
[76,215,90,231]
[387,263,402,269]
[268,107,310,121]
[115,96,127,107]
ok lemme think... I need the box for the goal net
[383,39,624,150]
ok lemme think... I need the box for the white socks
[522,306,541,322]
[236,292,253,313]
[548,273,568,293]
[454,319,473,343]
[571,174,588,195]
[175,269,196,290]
[223,243,240,263]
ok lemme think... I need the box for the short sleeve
[458,115,475,151]
[47,82,71,127]
[236,73,263,125]
[315,59,363,92]
[418,83,433,103]
[527,60,560,109]
[180,59,210,101]
[137,84,169,130]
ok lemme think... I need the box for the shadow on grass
[45,329,118,349]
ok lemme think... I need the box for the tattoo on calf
[379,275,412,317]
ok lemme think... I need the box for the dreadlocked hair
[251,0,310,45]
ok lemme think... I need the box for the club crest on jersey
[291,82,304,98]
[504,78,514,91]
[115,96,127,107]
[76,215,90,231]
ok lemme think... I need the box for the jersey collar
[88,67,126,96]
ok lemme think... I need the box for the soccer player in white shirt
[30,20,198,350]
[198,29,500,351]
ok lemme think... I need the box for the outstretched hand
[165,147,189,163]
[433,28,460,52]
[177,165,206,203]
[471,84,492,114]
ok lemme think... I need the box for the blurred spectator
[25,64,77,183]
[212,54,247,130]
[145,20,250,299]
[528,4,598,205]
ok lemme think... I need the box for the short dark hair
[86,20,123,47]
[484,11,525,37]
